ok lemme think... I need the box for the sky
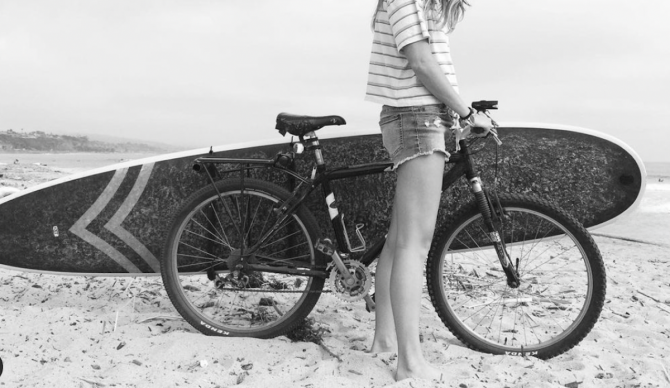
[1,0,669,162]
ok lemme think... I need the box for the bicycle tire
[161,178,326,338]
[426,194,605,359]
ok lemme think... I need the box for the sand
[1,158,669,388]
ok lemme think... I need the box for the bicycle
[160,101,606,359]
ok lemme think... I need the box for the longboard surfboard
[0,124,645,276]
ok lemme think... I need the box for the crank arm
[315,238,356,283]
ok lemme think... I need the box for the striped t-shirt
[365,0,459,107]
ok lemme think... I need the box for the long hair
[372,0,470,33]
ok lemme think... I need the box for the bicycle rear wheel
[161,178,325,338]
[426,194,605,359]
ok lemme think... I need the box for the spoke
[454,228,496,268]
[208,197,240,245]
[259,229,304,249]
[518,302,544,345]
[496,291,510,344]
[260,240,308,257]
[178,241,225,261]
[460,291,505,327]
[215,290,227,310]
[451,240,494,269]
[518,216,548,264]
[233,191,243,238]
[255,253,312,264]
[256,201,276,241]
[249,214,296,252]
[177,260,225,271]
[184,228,233,250]
[183,282,216,307]
[523,245,581,275]
[198,206,234,249]
[521,212,529,259]
[224,293,239,318]
[241,189,250,246]
[176,253,222,262]
[541,304,569,334]
[445,272,506,295]
[477,292,505,339]
[192,208,230,248]
[510,295,521,346]
[273,302,285,317]
[244,195,264,244]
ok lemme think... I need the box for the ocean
[645,162,670,178]
[0,152,160,171]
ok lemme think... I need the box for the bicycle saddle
[275,113,346,137]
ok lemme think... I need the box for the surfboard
[0,123,645,276]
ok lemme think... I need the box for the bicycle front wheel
[426,194,605,359]
[161,178,325,338]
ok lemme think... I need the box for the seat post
[304,132,325,166]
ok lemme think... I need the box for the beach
[1,156,669,388]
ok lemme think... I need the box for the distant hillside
[82,133,181,151]
[0,130,169,153]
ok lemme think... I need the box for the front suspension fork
[469,177,520,288]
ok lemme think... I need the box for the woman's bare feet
[369,336,397,353]
[395,359,444,382]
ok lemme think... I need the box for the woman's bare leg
[390,152,446,381]
[370,203,399,353]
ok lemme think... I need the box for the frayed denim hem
[391,148,451,171]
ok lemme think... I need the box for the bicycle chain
[208,261,369,297]
[213,287,331,294]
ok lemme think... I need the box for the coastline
[644,161,670,179]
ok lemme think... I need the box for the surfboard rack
[193,157,274,172]
[192,155,311,185]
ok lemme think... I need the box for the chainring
[327,260,372,302]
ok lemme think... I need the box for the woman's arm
[402,40,469,117]
[402,40,492,134]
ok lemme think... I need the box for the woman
[365,0,494,381]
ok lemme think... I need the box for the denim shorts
[379,104,456,170]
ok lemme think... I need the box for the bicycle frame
[193,130,519,287]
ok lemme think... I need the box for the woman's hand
[461,113,494,138]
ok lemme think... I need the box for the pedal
[317,238,358,286]
[315,238,335,256]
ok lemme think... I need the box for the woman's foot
[369,336,397,353]
[395,360,444,382]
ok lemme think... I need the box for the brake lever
[485,112,502,146]
[490,128,502,146]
